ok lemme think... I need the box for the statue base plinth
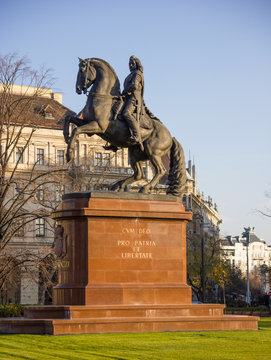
[52,192,192,306]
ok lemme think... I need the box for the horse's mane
[90,58,118,80]
[90,58,120,95]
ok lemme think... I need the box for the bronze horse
[64,58,186,195]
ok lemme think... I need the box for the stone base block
[53,284,192,306]
[0,304,259,335]
[24,304,225,319]
[0,316,259,335]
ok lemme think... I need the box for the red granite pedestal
[0,192,258,335]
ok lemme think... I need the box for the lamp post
[246,240,251,306]
[200,215,205,303]
[201,235,205,303]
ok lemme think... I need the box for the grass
[0,319,270,360]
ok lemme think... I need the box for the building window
[83,144,87,158]
[16,147,24,163]
[45,112,54,119]
[15,220,24,237]
[14,184,24,200]
[56,184,64,202]
[35,218,45,237]
[36,185,44,202]
[115,151,118,167]
[103,153,110,166]
[193,221,197,234]
[188,195,192,209]
[57,150,64,165]
[94,152,102,166]
[37,148,44,165]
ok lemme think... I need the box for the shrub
[0,304,24,317]
[225,306,271,314]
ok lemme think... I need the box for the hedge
[0,304,24,317]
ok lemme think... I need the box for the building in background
[220,227,271,294]
[182,159,222,302]
[159,155,222,240]
[184,159,221,241]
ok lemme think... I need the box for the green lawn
[0,319,270,360]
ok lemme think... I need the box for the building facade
[184,159,222,243]
[181,159,222,301]
[220,227,271,293]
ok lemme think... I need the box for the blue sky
[1,0,271,243]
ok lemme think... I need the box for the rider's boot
[130,132,144,151]
[127,116,144,151]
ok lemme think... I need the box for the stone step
[0,315,259,335]
[24,304,225,319]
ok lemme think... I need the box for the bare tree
[258,210,271,218]
[0,53,65,296]
[256,189,271,218]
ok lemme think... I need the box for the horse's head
[76,58,97,94]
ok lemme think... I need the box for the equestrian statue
[64,56,186,195]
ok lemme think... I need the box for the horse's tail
[167,137,186,197]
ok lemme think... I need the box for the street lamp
[199,214,205,303]
[201,234,205,303]
[246,239,251,306]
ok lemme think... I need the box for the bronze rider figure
[122,56,144,151]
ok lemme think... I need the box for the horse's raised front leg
[63,115,86,144]
[63,115,71,144]
[66,121,104,163]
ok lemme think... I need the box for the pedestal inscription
[119,227,154,259]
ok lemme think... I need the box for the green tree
[224,266,246,306]
[187,231,222,303]
[213,260,231,304]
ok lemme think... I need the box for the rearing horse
[64,57,186,195]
